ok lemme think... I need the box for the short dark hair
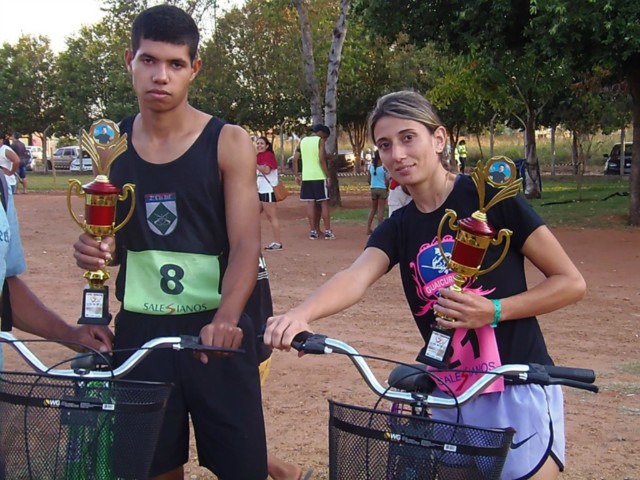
[131,5,200,61]
[12,132,20,139]
[312,124,330,136]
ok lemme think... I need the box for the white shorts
[431,384,565,479]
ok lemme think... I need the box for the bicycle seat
[387,364,437,394]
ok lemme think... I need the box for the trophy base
[417,327,454,370]
[79,286,112,326]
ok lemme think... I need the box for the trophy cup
[67,119,135,325]
[420,156,523,369]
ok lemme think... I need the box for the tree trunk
[628,66,640,226]
[550,125,556,176]
[293,0,322,125]
[489,113,497,158]
[324,0,350,208]
[524,111,541,199]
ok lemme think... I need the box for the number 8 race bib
[123,250,221,315]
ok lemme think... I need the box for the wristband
[490,299,501,328]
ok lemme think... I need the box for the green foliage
[0,36,58,138]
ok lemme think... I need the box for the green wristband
[491,299,501,328]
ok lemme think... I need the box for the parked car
[69,157,95,172]
[47,146,90,170]
[26,145,43,161]
[331,150,356,172]
[604,142,632,175]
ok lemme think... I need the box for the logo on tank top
[145,193,178,236]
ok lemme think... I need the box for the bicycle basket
[329,401,515,480]
[0,372,172,480]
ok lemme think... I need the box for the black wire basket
[0,371,172,480]
[329,401,515,480]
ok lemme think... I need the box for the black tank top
[111,115,228,317]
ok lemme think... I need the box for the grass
[618,363,640,376]
[23,170,633,228]
[330,174,632,229]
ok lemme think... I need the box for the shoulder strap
[0,172,12,331]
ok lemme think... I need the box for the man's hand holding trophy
[67,119,135,325]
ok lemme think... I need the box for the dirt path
[5,192,639,479]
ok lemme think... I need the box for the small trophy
[421,157,523,369]
[67,119,135,325]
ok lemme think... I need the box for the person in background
[264,90,586,480]
[366,150,388,234]
[10,133,29,194]
[0,138,20,195]
[72,5,267,479]
[256,136,283,251]
[456,138,467,174]
[292,124,335,240]
[387,178,412,217]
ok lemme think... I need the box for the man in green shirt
[292,124,335,240]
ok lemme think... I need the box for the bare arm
[2,148,20,176]
[6,276,113,352]
[435,225,586,329]
[198,124,260,358]
[264,247,390,350]
[319,138,330,179]
[292,149,301,184]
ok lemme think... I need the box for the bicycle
[289,332,598,480]
[0,331,239,480]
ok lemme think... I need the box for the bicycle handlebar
[291,332,598,408]
[0,332,243,379]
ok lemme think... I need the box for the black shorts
[258,192,276,203]
[300,179,329,201]
[113,311,267,479]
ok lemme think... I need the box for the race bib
[123,250,221,315]
[429,325,504,395]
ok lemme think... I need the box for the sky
[0,0,244,53]
[0,0,106,53]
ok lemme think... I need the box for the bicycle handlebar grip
[291,332,327,354]
[179,335,245,354]
[542,365,596,384]
[557,378,599,393]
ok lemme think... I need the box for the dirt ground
[4,190,640,480]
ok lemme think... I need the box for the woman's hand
[263,310,311,351]
[433,289,495,330]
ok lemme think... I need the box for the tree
[193,0,308,137]
[294,0,350,207]
[0,36,59,141]
[356,0,574,198]
[528,0,640,225]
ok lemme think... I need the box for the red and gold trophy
[67,119,135,325]
[421,156,523,369]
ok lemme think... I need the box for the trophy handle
[66,179,85,229]
[112,183,136,234]
[476,228,513,277]
[437,209,458,271]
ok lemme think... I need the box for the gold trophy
[420,156,523,369]
[67,119,135,325]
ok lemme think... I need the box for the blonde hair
[368,90,449,168]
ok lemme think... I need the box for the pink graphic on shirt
[409,235,504,395]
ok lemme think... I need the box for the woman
[366,150,388,234]
[0,138,20,194]
[256,136,283,250]
[264,90,586,479]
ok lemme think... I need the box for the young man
[292,124,335,239]
[72,5,267,479]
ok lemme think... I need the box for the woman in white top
[0,139,20,194]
